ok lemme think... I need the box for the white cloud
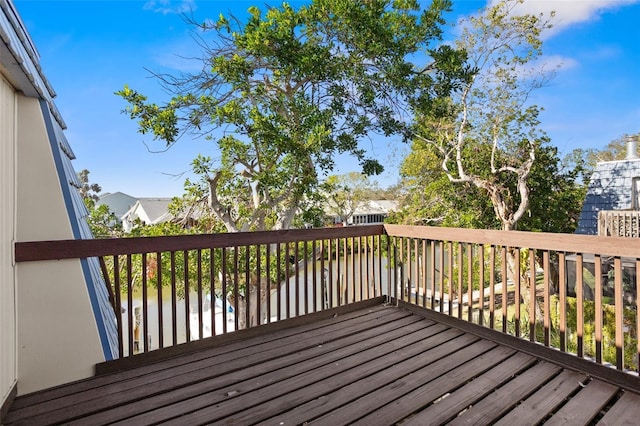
[489,0,640,36]
[143,0,196,15]
[538,54,578,72]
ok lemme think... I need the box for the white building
[327,199,398,226]
[1,0,117,414]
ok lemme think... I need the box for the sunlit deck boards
[5,299,640,425]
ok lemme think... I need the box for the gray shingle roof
[576,159,640,235]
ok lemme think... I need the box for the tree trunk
[504,245,544,334]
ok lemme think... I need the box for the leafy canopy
[405,0,557,231]
[118,0,460,232]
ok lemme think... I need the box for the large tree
[397,136,586,234]
[410,0,556,231]
[400,0,564,321]
[118,0,457,233]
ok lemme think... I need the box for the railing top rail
[19,222,640,263]
[384,224,640,259]
[15,224,385,262]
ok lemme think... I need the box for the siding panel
[0,75,17,408]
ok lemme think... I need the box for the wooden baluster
[447,242,453,315]
[266,245,272,324]
[636,259,640,372]
[595,254,603,363]
[113,255,122,356]
[126,254,133,355]
[479,245,485,327]
[222,247,228,334]
[256,244,262,325]
[170,251,177,346]
[467,243,473,323]
[457,243,463,319]
[210,248,216,336]
[294,241,300,317]
[286,242,291,318]
[501,246,508,334]
[196,249,203,340]
[244,245,250,327]
[429,240,436,310]
[614,257,624,370]
[543,251,550,347]
[276,244,282,321]
[489,246,495,329]
[514,248,521,338]
[529,249,536,342]
[184,250,190,342]
[309,240,314,313]
[157,252,163,349]
[558,252,566,352]
[438,241,444,313]
[233,247,239,330]
[576,253,584,358]
[141,252,148,353]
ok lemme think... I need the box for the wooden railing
[385,224,640,373]
[16,225,390,358]
[14,224,640,375]
[599,210,640,237]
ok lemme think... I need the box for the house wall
[576,160,640,235]
[0,75,17,411]
[14,96,105,394]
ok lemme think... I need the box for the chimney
[626,135,638,160]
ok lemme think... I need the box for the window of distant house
[632,177,640,210]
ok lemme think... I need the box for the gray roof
[576,159,640,235]
[122,198,173,224]
[97,191,137,221]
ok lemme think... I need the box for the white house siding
[0,75,17,410]
[0,0,117,396]
[14,97,107,394]
[576,160,640,235]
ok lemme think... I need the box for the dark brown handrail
[15,225,385,262]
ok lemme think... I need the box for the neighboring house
[576,139,640,235]
[328,199,398,226]
[0,0,117,411]
[121,197,211,232]
[121,197,174,231]
[95,191,137,223]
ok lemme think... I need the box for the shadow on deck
[5,298,640,425]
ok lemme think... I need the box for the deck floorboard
[598,391,640,425]
[543,379,619,426]
[5,302,640,426]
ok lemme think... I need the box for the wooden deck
[5,298,640,425]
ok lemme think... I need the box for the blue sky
[14,0,640,197]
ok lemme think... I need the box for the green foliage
[550,295,638,370]
[117,0,460,232]
[402,0,558,232]
[393,136,498,228]
[77,169,124,238]
[77,169,101,206]
[394,1,586,234]
[86,202,122,238]
[395,133,585,233]
[567,133,640,184]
